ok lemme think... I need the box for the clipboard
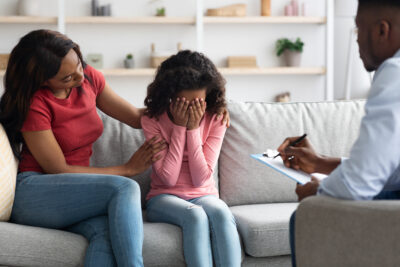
[250,153,327,185]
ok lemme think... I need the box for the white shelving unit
[0,0,334,100]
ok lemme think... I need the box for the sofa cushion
[91,110,219,206]
[143,222,186,266]
[219,101,365,206]
[230,203,298,257]
[0,222,87,267]
[0,124,18,221]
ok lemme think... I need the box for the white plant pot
[17,0,50,16]
[282,50,302,67]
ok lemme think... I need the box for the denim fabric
[146,194,241,267]
[290,190,400,267]
[11,172,144,267]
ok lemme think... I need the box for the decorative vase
[261,0,271,16]
[124,58,135,69]
[17,0,45,16]
[282,50,302,67]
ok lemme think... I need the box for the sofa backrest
[218,100,366,206]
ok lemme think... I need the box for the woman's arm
[96,83,144,129]
[22,130,164,176]
[186,116,226,187]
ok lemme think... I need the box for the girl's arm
[142,116,187,187]
[187,115,227,187]
[22,130,164,176]
[96,83,144,129]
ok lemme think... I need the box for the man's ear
[378,20,391,40]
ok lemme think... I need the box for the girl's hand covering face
[170,97,190,127]
[187,98,206,130]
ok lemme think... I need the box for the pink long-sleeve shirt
[141,111,226,201]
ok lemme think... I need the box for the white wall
[334,0,371,100]
[0,0,357,107]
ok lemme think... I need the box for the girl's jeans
[146,194,241,267]
[11,172,144,267]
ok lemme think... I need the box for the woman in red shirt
[0,29,166,267]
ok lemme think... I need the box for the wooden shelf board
[100,67,326,76]
[66,16,195,24]
[0,16,57,23]
[204,16,326,24]
[0,16,326,25]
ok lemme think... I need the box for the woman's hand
[217,107,230,128]
[170,98,189,127]
[187,98,206,130]
[124,136,167,176]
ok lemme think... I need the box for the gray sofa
[0,100,366,267]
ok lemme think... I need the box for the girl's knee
[208,205,235,225]
[184,204,208,226]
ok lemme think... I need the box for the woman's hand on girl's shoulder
[124,135,166,176]
[170,98,189,127]
[187,98,206,130]
[217,108,230,128]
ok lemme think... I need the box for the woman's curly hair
[144,50,226,118]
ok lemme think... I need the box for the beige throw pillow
[0,124,18,221]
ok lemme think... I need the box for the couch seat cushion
[143,221,186,267]
[0,222,87,267]
[230,203,298,257]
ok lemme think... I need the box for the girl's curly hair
[144,50,226,118]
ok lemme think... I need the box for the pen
[273,133,307,159]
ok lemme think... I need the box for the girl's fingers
[178,97,186,112]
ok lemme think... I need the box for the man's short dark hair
[359,0,400,8]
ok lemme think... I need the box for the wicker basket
[206,4,247,17]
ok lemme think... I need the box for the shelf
[99,67,326,77]
[65,16,195,24]
[0,16,326,25]
[204,16,326,24]
[0,16,57,24]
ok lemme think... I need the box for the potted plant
[275,37,304,67]
[124,53,134,69]
[156,7,166,16]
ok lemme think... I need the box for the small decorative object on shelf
[261,0,271,16]
[284,0,305,16]
[227,56,257,68]
[91,0,98,16]
[86,54,103,69]
[276,37,304,67]
[275,92,291,102]
[17,0,50,16]
[91,0,112,16]
[124,54,135,69]
[206,4,247,17]
[156,7,166,16]
[0,54,9,70]
[150,43,182,68]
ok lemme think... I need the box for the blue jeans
[11,172,144,267]
[146,194,241,267]
[289,190,400,267]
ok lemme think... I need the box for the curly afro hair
[144,50,226,118]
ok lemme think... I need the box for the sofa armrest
[296,195,400,267]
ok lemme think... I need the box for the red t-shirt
[19,65,105,173]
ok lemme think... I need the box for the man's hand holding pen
[277,135,322,201]
[277,135,342,201]
[277,136,322,174]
